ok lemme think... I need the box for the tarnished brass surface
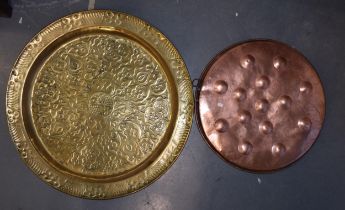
[196,40,325,172]
[6,10,193,199]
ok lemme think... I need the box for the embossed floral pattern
[32,35,171,176]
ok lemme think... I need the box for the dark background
[1,0,345,209]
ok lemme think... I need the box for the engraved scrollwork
[32,34,171,176]
[103,11,122,25]
[7,108,20,123]
[61,13,82,31]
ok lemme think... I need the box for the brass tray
[6,10,193,199]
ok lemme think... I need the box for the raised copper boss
[196,40,325,172]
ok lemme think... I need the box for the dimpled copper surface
[198,40,325,172]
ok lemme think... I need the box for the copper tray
[195,40,325,172]
[6,10,193,199]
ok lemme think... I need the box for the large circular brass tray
[6,10,193,199]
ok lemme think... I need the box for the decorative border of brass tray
[6,10,193,199]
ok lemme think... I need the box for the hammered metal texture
[6,10,193,199]
[197,40,325,172]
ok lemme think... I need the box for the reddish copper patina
[196,40,325,172]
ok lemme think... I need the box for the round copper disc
[196,40,325,172]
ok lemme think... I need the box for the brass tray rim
[6,10,194,199]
